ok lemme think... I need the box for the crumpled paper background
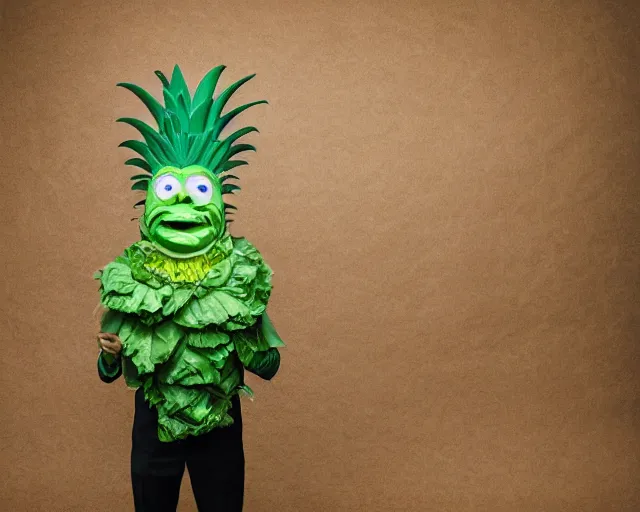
[1,0,638,510]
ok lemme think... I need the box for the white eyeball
[154,174,181,200]
[186,175,214,205]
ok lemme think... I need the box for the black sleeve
[97,351,123,384]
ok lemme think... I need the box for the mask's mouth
[145,205,223,256]
[161,219,203,231]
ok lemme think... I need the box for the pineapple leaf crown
[117,64,267,208]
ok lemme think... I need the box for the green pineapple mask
[118,64,267,257]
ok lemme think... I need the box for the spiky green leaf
[200,138,229,172]
[162,117,177,148]
[125,158,152,173]
[154,70,171,89]
[185,133,206,162]
[117,117,179,164]
[116,82,165,127]
[220,160,248,173]
[225,126,259,146]
[177,133,189,164]
[217,100,267,136]
[227,144,256,158]
[178,94,190,122]
[130,174,151,181]
[221,183,241,195]
[119,140,161,170]
[131,180,149,191]
[189,98,213,133]
[207,74,257,136]
[163,90,189,131]
[170,65,191,111]
[191,138,218,167]
[193,65,226,107]
[207,139,232,172]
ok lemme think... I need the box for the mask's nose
[177,190,191,203]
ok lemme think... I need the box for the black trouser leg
[131,388,186,512]
[186,394,245,512]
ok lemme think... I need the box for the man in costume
[94,65,284,511]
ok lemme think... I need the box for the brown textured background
[1,0,639,510]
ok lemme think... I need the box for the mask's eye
[154,175,181,200]
[186,175,214,205]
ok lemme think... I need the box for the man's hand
[97,332,123,358]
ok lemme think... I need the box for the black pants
[131,387,245,511]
